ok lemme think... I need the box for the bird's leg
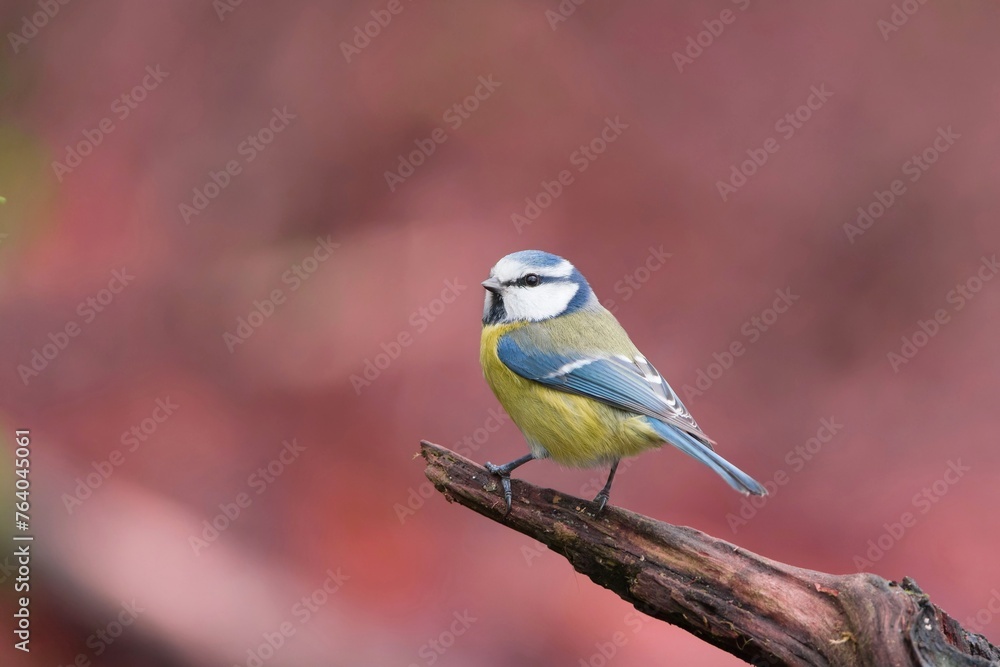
[592,459,620,514]
[484,453,536,514]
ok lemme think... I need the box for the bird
[479,249,767,514]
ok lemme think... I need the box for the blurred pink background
[2,1,1000,665]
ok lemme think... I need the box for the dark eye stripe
[500,272,568,287]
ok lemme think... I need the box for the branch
[420,441,1000,667]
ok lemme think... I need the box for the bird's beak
[481,277,502,294]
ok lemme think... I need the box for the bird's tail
[645,418,767,496]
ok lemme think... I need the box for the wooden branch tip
[419,441,1000,667]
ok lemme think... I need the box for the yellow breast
[480,322,661,467]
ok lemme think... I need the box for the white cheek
[504,283,579,321]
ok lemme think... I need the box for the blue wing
[497,332,715,447]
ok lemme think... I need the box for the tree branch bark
[420,441,1000,667]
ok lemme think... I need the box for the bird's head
[482,250,596,325]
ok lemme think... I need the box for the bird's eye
[524,274,540,287]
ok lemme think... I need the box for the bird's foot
[484,462,513,514]
[592,491,610,515]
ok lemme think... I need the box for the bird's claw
[484,461,513,514]
[592,492,610,515]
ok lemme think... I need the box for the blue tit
[480,250,767,513]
